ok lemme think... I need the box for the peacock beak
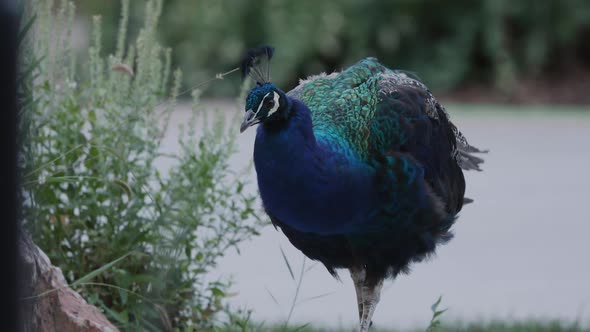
[240,109,259,133]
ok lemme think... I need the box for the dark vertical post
[0,0,19,330]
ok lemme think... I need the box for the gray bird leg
[359,278,383,332]
[350,267,366,321]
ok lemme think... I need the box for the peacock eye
[264,98,275,108]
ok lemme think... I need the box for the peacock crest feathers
[240,45,275,85]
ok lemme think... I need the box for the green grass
[251,320,588,332]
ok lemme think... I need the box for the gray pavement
[159,102,590,329]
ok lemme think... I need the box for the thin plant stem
[284,256,306,327]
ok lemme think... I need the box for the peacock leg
[359,278,383,332]
[350,267,366,322]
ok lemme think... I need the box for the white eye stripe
[255,92,272,115]
[255,91,280,117]
[267,92,280,116]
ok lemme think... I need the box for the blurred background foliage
[75,0,590,101]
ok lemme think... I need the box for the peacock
[239,46,485,332]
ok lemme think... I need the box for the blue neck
[254,98,377,234]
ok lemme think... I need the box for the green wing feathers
[287,57,485,170]
[288,58,429,160]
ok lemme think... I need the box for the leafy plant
[19,0,262,330]
[427,296,448,332]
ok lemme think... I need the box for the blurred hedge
[78,0,590,96]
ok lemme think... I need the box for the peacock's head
[241,83,289,133]
[239,45,290,133]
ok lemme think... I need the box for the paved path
[160,103,590,329]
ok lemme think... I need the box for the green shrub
[19,0,261,330]
[76,0,590,95]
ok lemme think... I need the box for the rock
[18,229,119,332]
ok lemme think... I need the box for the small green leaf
[431,295,442,313]
[112,179,133,197]
[211,287,225,297]
[99,302,128,325]
[432,308,447,319]
[17,13,37,45]
[427,295,448,331]
[293,322,310,331]
[71,251,137,288]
